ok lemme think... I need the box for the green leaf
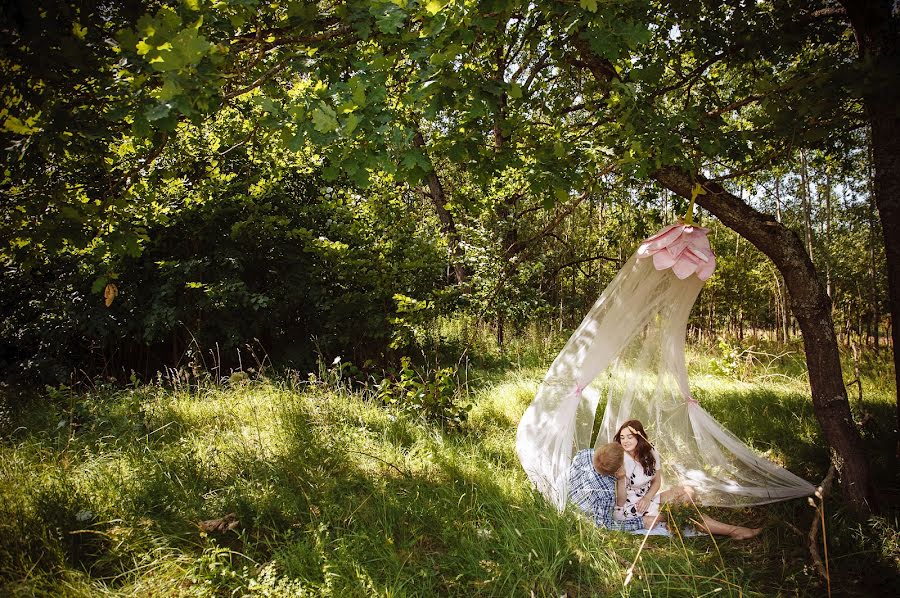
[254,96,279,114]
[157,78,182,101]
[136,40,153,56]
[132,115,152,138]
[175,27,211,63]
[350,77,367,107]
[349,167,370,188]
[149,26,211,72]
[425,0,449,16]
[508,82,522,99]
[145,102,173,121]
[322,163,340,181]
[91,276,108,294]
[375,5,406,34]
[580,0,598,12]
[311,104,338,133]
[622,21,652,48]
[116,27,139,52]
[585,30,621,60]
[401,149,431,173]
[343,113,360,135]
[288,1,318,19]
[3,116,39,135]
[286,130,306,151]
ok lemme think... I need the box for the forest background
[1,0,898,596]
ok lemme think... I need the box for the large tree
[2,0,889,512]
[554,0,883,513]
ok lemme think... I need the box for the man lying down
[568,443,762,539]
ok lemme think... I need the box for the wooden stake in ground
[808,463,836,597]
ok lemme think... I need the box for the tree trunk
[773,268,789,344]
[413,130,468,286]
[839,0,900,460]
[823,174,833,300]
[654,167,876,514]
[774,174,783,223]
[867,166,880,352]
[870,106,900,459]
[800,149,815,261]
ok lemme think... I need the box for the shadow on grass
[2,381,898,597]
[692,385,828,480]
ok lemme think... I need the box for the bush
[0,171,447,384]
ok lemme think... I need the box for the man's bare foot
[728,526,763,540]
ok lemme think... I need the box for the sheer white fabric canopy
[516,223,815,510]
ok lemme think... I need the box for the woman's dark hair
[614,419,655,476]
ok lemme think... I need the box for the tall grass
[0,335,897,596]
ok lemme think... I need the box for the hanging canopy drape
[516,223,815,511]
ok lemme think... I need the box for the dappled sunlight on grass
[690,375,826,479]
[0,342,897,596]
[468,371,540,430]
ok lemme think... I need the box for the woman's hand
[636,495,653,513]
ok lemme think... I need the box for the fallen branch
[349,450,410,478]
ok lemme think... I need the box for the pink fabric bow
[637,223,716,281]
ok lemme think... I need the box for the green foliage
[0,160,447,382]
[375,356,470,429]
[2,0,891,385]
[710,339,748,379]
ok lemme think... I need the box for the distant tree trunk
[413,130,468,286]
[823,175,833,300]
[771,182,787,342]
[839,0,900,460]
[773,269,789,343]
[800,150,815,261]
[867,167,880,352]
[491,44,519,349]
[774,175,783,223]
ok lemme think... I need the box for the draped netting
[516,223,815,511]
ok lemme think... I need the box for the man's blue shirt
[568,449,645,532]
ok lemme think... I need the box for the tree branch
[651,54,723,98]
[260,24,353,50]
[224,56,294,100]
[550,253,621,276]
[231,18,343,46]
[520,50,550,94]
[508,163,616,256]
[110,133,169,196]
[705,78,808,118]
[708,147,791,182]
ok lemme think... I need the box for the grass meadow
[0,330,897,596]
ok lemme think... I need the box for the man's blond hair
[593,442,624,475]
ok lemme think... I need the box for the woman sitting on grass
[612,419,762,539]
